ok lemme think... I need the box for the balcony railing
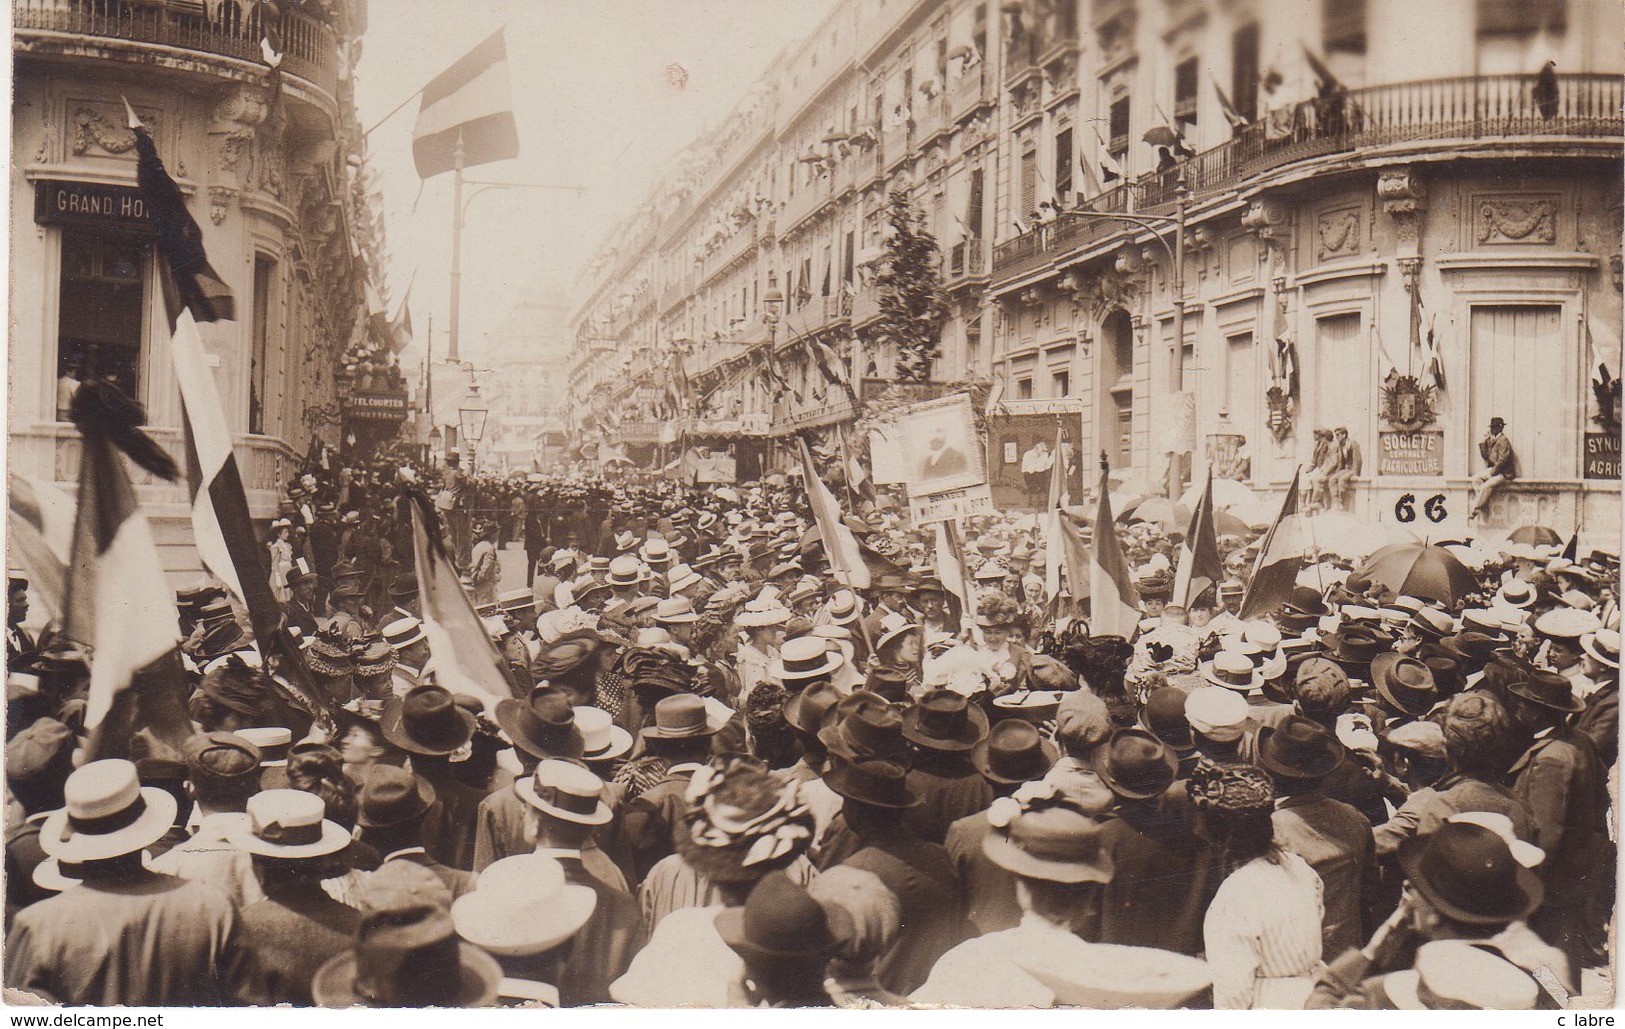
[947,239,987,282]
[15,0,340,98]
[949,66,989,120]
[851,285,883,329]
[994,74,1622,280]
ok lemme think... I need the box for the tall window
[57,229,149,417]
[1101,308,1136,471]
[1477,0,1565,34]
[1053,127,1073,199]
[1225,331,1256,428]
[1323,0,1367,54]
[843,231,855,284]
[250,254,276,435]
[1016,377,1034,399]
[1174,57,1199,127]
[1020,144,1038,217]
[1052,370,1071,397]
[1232,23,1260,123]
[967,167,985,237]
[1107,95,1131,155]
[1314,313,1366,439]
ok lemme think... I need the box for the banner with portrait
[883,392,987,499]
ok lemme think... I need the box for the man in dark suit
[1507,668,1613,974]
[355,765,476,900]
[7,576,36,669]
[1470,416,1517,520]
[918,425,970,482]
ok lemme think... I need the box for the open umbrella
[1508,525,1563,547]
[1179,476,1258,513]
[1213,510,1252,537]
[1353,543,1479,606]
[1119,497,1190,534]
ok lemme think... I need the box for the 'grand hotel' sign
[34,181,156,232]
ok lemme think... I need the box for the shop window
[57,229,149,418]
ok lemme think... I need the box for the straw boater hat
[40,759,178,864]
[1201,651,1263,693]
[1581,628,1620,670]
[452,855,597,957]
[735,597,791,627]
[572,706,634,763]
[1381,941,1539,1010]
[228,789,351,859]
[517,759,613,826]
[769,635,844,682]
[382,617,427,651]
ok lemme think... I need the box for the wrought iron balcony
[15,0,341,98]
[993,74,1623,283]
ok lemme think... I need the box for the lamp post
[458,381,489,474]
[427,425,443,467]
[1062,182,1189,498]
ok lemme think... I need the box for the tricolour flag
[412,28,521,179]
[798,436,871,590]
[1239,469,1308,620]
[1044,429,1087,602]
[935,519,979,639]
[61,382,191,759]
[134,107,341,734]
[1173,465,1224,606]
[407,490,516,705]
[1089,455,1141,638]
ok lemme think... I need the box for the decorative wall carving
[71,104,158,157]
[209,85,272,191]
[1476,196,1557,244]
[1378,167,1427,253]
[1315,206,1362,262]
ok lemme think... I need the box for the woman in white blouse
[1191,763,1326,1009]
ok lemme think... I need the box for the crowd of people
[3,459,1619,1009]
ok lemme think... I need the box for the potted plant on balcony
[875,189,947,384]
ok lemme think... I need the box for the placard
[1584,433,1621,479]
[895,392,986,498]
[908,484,995,525]
[986,411,1085,509]
[1377,430,1444,476]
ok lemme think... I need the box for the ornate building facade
[11,0,393,574]
[567,0,1620,541]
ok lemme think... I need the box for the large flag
[1044,429,1085,601]
[128,99,233,322]
[1089,455,1141,638]
[412,28,520,179]
[1212,74,1250,131]
[1173,465,1224,606]
[1239,470,1308,620]
[134,106,340,734]
[60,382,190,758]
[798,436,870,589]
[407,490,516,706]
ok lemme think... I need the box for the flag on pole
[134,104,341,734]
[1173,465,1224,606]
[798,436,871,589]
[8,473,74,619]
[1089,455,1141,638]
[1043,429,1087,601]
[412,28,520,179]
[935,519,980,640]
[407,490,516,705]
[61,382,189,758]
[1239,470,1308,620]
[127,98,233,322]
[1075,136,1104,199]
[1212,74,1250,131]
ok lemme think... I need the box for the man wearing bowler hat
[945,718,1059,935]
[355,764,474,899]
[1257,715,1376,958]
[1505,667,1612,974]
[1308,820,1566,1008]
[900,689,992,846]
[381,684,482,872]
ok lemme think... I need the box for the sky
[352,0,837,372]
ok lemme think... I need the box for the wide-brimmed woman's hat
[901,689,990,752]
[452,855,597,957]
[381,685,477,756]
[228,789,352,859]
[1397,821,1543,925]
[678,760,814,884]
[40,760,178,864]
[982,803,1114,884]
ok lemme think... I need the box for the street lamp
[427,424,443,466]
[458,382,489,473]
[762,272,784,324]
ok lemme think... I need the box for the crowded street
[5,0,1623,1016]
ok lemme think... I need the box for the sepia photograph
[2,0,1620,1014]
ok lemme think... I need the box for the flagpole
[449,129,465,364]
